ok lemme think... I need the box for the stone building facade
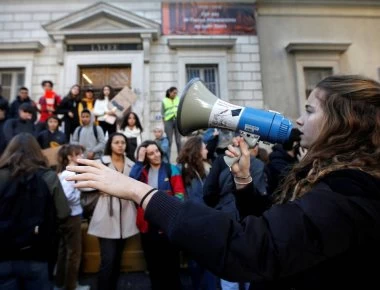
[1,0,379,137]
[256,0,380,119]
[0,0,262,138]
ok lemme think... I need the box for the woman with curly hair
[177,136,216,290]
[177,136,211,203]
[68,75,380,290]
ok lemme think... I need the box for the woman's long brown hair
[177,136,208,186]
[0,133,49,177]
[278,75,380,203]
[56,144,84,173]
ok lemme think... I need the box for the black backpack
[0,169,55,260]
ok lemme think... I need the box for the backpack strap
[93,125,98,142]
[77,126,82,142]
[77,125,98,142]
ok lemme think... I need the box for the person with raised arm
[67,75,380,290]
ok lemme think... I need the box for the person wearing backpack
[129,140,185,290]
[71,109,105,160]
[0,133,70,290]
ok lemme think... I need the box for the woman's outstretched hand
[66,159,153,205]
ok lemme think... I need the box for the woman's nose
[296,116,303,126]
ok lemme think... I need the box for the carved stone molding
[168,37,237,49]
[286,42,351,54]
[43,2,161,65]
[141,33,152,64]
[0,42,44,52]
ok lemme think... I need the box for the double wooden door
[79,66,131,95]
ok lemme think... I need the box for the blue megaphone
[177,78,293,144]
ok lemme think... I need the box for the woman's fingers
[74,180,99,189]
[67,172,99,182]
[239,138,250,156]
[66,165,102,176]
[77,158,107,169]
[226,144,240,157]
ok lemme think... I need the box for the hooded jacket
[71,114,105,159]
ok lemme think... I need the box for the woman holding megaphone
[67,75,380,290]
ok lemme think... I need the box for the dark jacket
[37,129,67,149]
[266,144,298,195]
[0,167,70,261]
[203,155,268,220]
[9,96,37,121]
[3,118,36,144]
[55,96,80,140]
[0,119,7,156]
[145,169,380,289]
[0,95,9,116]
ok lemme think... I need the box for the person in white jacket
[88,132,138,290]
[118,112,143,162]
[93,85,117,137]
[56,144,89,290]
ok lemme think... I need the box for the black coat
[0,119,7,155]
[145,169,380,289]
[56,96,80,140]
[9,96,37,121]
[37,129,67,149]
[3,118,36,144]
[266,144,298,195]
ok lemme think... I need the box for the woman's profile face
[296,88,326,149]
[200,142,208,160]
[169,89,178,98]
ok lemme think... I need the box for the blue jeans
[0,260,50,290]
[221,279,250,290]
[188,259,217,290]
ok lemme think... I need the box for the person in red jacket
[37,80,61,131]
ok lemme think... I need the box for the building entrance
[79,66,131,95]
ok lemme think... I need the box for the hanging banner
[162,2,256,35]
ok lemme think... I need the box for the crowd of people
[0,79,303,290]
[1,74,379,290]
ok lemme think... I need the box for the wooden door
[79,66,131,94]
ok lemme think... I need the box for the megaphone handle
[223,147,242,168]
[223,132,260,168]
